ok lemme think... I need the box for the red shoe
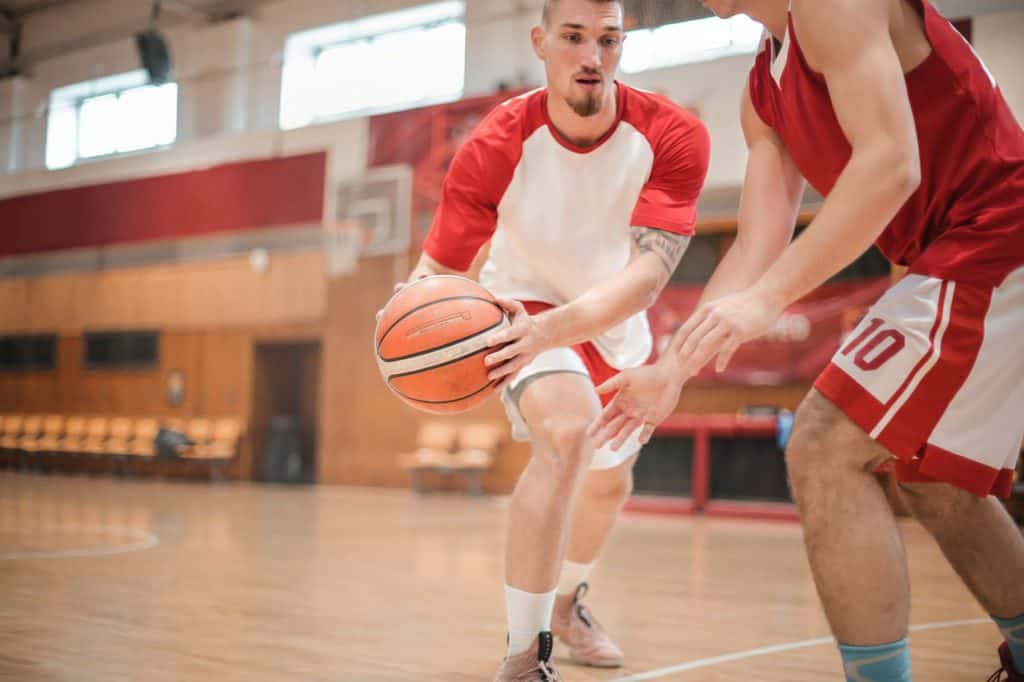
[989,642,1024,682]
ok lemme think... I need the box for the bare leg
[899,481,1024,619]
[564,454,636,567]
[549,453,634,668]
[786,389,910,645]
[506,372,599,593]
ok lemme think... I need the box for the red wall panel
[0,152,326,257]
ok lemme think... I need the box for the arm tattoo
[631,227,691,279]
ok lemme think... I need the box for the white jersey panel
[479,120,656,369]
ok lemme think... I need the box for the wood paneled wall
[0,333,248,416]
[0,250,325,333]
[0,330,257,475]
[678,384,810,414]
[1,250,811,493]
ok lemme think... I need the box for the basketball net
[323,220,368,278]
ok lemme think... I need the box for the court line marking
[0,525,160,560]
[612,618,991,681]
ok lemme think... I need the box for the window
[45,70,178,170]
[621,14,764,73]
[84,331,160,370]
[0,335,57,372]
[280,1,465,130]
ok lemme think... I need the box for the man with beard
[590,1,1024,680]
[388,0,709,678]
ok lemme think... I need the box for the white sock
[556,560,594,596]
[505,584,557,656]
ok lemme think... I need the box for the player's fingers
[486,322,526,347]
[610,418,643,452]
[492,372,520,393]
[679,312,722,358]
[594,374,624,396]
[674,305,712,349]
[678,319,723,378]
[587,396,620,437]
[488,355,526,381]
[594,413,629,449]
[378,282,409,321]
[639,423,657,445]
[493,298,526,318]
[620,404,644,420]
[685,325,730,372]
[715,336,742,373]
[484,342,520,366]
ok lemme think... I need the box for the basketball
[375,275,510,414]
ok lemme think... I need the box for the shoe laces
[989,664,1021,682]
[535,660,561,681]
[990,644,1023,682]
[572,582,590,604]
[571,582,601,630]
[519,631,560,681]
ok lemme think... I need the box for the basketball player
[381,0,709,677]
[589,1,1024,679]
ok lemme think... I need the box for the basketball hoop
[323,220,368,277]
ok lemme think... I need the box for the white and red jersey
[423,82,710,370]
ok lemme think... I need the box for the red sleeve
[422,105,523,271]
[630,115,711,236]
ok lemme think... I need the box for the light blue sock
[994,613,1024,674]
[838,638,911,682]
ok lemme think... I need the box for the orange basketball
[375,275,510,414]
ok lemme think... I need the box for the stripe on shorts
[870,280,954,439]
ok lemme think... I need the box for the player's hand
[674,286,785,379]
[588,362,684,451]
[484,299,553,393]
[375,282,407,323]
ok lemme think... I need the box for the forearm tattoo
[631,227,691,278]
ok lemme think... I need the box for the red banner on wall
[0,152,327,257]
[368,89,528,245]
[648,278,892,385]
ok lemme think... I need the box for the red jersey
[748,0,1024,287]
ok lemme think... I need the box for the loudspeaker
[135,30,172,85]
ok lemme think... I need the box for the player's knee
[537,416,592,470]
[898,480,982,526]
[785,392,867,492]
[786,394,840,482]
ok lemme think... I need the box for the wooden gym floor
[0,472,1008,681]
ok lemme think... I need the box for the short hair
[541,0,623,27]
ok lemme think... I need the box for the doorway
[251,342,321,484]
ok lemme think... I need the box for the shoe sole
[553,630,624,668]
[569,652,624,668]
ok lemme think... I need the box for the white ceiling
[0,0,1021,76]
